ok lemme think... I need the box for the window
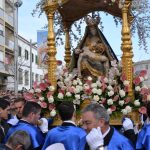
[32,53,34,62]
[35,55,38,64]
[35,74,39,81]
[25,71,29,85]
[0,24,3,36]
[32,72,34,84]
[25,50,28,60]
[40,75,43,81]
[0,50,3,62]
[18,68,23,84]
[145,64,149,70]
[18,46,22,57]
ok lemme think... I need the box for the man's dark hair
[14,97,26,104]
[146,102,150,118]
[22,101,41,117]
[58,101,75,121]
[0,98,10,109]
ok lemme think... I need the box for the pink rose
[124,86,129,92]
[113,95,119,101]
[139,70,147,77]
[49,104,56,110]
[39,83,47,91]
[110,105,116,111]
[120,74,126,81]
[36,93,42,98]
[124,97,131,104]
[24,93,34,100]
[33,81,38,89]
[68,87,75,93]
[40,102,47,108]
[139,106,147,114]
[47,91,53,98]
[133,77,141,85]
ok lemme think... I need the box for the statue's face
[89,27,97,36]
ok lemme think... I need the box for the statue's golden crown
[85,15,100,27]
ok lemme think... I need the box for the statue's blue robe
[136,124,150,149]
[5,120,44,149]
[42,123,86,150]
[106,128,134,150]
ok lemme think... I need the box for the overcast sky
[18,0,150,62]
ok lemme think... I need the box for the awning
[0,71,14,77]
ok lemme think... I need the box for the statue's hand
[75,48,83,54]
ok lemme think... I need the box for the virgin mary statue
[69,15,118,78]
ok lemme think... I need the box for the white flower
[91,83,97,88]
[144,75,148,80]
[107,99,113,105]
[119,90,126,98]
[76,85,83,91]
[64,78,70,83]
[48,86,55,92]
[75,94,80,100]
[50,109,56,117]
[93,95,100,101]
[125,106,132,113]
[92,88,97,94]
[111,60,117,67]
[135,86,141,92]
[29,89,34,93]
[74,88,80,94]
[107,108,112,115]
[97,89,102,95]
[87,76,92,81]
[104,77,108,83]
[48,96,54,103]
[73,99,80,105]
[35,88,41,93]
[134,100,140,106]
[119,100,124,106]
[66,92,72,97]
[39,97,44,101]
[107,85,113,91]
[123,80,130,86]
[96,81,102,87]
[143,85,148,89]
[58,93,64,99]
[108,91,114,97]
[121,109,128,115]
[139,77,144,82]
[147,94,150,101]
[83,84,90,90]
[73,80,78,85]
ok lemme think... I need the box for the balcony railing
[5,37,14,50]
[5,13,13,26]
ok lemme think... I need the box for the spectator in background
[0,130,31,150]
[0,98,10,143]
[5,101,44,150]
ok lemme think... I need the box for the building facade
[0,0,46,91]
[134,59,150,87]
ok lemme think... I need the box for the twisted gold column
[64,27,71,67]
[121,0,134,97]
[43,0,69,88]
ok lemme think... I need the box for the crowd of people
[0,91,150,150]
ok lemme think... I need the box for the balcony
[5,13,13,27]
[5,37,14,50]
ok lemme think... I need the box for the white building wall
[134,60,150,87]
[6,35,46,91]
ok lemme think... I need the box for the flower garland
[24,60,150,117]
